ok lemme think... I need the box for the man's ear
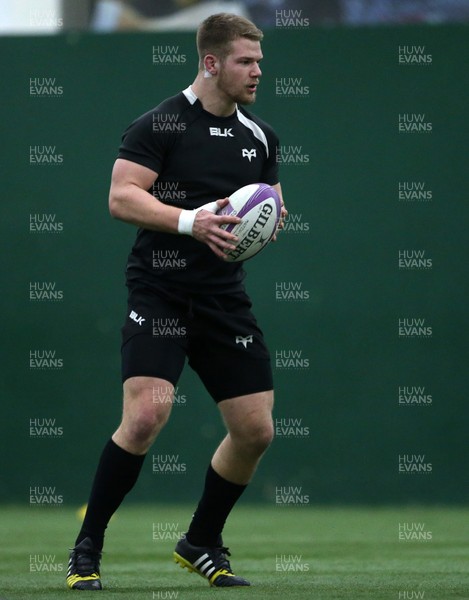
[203,54,218,76]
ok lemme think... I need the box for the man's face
[216,37,263,105]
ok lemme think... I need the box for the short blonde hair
[196,13,263,67]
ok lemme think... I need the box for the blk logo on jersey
[242,148,257,161]
[209,127,234,137]
[130,310,146,326]
[236,335,253,348]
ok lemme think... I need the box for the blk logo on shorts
[236,335,253,348]
[130,310,145,326]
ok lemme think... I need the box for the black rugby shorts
[121,285,273,402]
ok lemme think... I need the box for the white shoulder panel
[236,108,269,158]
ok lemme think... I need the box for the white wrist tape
[177,209,195,235]
[177,201,219,236]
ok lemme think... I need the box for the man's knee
[251,419,275,452]
[120,377,173,447]
[233,416,274,456]
[220,390,275,456]
[124,404,169,445]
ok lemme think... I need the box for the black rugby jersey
[118,86,279,294]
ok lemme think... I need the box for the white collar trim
[182,85,198,105]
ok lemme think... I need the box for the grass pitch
[0,505,468,599]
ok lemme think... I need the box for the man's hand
[180,198,242,260]
[271,201,288,242]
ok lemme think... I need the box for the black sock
[186,464,247,547]
[75,438,146,550]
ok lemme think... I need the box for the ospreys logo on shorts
[236,335,253,348]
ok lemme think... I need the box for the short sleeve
[261,129,280,186]
[118,110,166,174]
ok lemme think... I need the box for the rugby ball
[218,183,281,262]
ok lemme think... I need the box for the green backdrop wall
[1,24,468,506]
